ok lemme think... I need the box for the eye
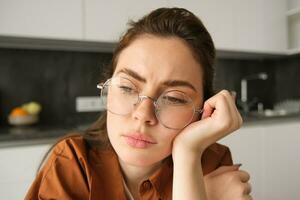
[162,95,188,105]
[159,90,193,106]
[118,85,137,94]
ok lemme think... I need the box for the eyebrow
[116,68,197,92]
[163,80,197,92]
[116,68,146,82]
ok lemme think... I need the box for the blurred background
[0,0,299,199]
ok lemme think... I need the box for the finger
[209,164,242,177]
[244,194,253,200]
[201,101,214,120]
[230,90,237,101]
[219,90,236,127]
[219,90,243,129]
[198,92,237,143]
[237,170,251,182]
[230,96,243,128]
[201,91,231,120]
[243,182,252,195]
[228,91,243,127]
[208,91,239,134]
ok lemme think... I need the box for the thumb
[208,164,242,177]
[201,101,214,120]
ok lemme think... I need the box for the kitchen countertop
[241,112,300,125]
[1,113,300,148]
[0,125,87,148]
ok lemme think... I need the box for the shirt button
[142,180,152,190]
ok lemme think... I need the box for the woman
[25,7,251,200]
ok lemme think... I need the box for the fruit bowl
[8,114,39,126]
[8,102,42,126]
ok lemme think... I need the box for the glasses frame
[97,77,203,130]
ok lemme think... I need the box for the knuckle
[247,182,252,194]
[236,184,247,194]
[220,89,230,97]
[238,115,244,126]
[218,92,227,101]
[247,174,251,181]
[233,114,243,130]
[241,170,251,179]
[224,171,237,181]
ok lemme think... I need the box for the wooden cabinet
[0,0,83,40]
[0,144,50,200]
[220,121,300,200]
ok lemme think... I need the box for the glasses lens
[156,91,195,129]
[101,77,138,115]
[100,78,198,130]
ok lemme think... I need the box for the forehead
[115,35,203,92]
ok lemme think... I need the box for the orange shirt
[25,135,232,200]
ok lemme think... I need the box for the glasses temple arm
[195,108,203,114]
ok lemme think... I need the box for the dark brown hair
[88,7,216,133]
[115,7,215,98]
[38,7,216,171]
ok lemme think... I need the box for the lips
[122,132,157,148]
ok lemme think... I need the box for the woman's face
[107,35,203,167]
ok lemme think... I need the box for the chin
[117,146,165,167]
[120,155,157,167]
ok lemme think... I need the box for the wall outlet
[75,96,105,112]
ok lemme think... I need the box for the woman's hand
[172,90,243,157]
[204,165,252,200]
[171,90,243,200]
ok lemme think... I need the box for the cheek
[106,112,122,148]
[106,112,113,131]
[106,111,183,166]
[157,129,181,151]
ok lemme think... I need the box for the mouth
[122,132,157,148]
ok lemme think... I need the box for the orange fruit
[10,107,29,117]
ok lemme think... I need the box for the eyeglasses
[97,76,203,130]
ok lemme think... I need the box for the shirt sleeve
[24,138,90,200]
[201,143,233,175]
[219,145,233,166]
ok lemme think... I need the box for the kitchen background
[0,48,300,127]
[0,0,300,200]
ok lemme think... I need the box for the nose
[132,96,158,126]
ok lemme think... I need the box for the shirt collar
[89,148,127,200]
[148,156,173,199]
[92,147,173,199]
